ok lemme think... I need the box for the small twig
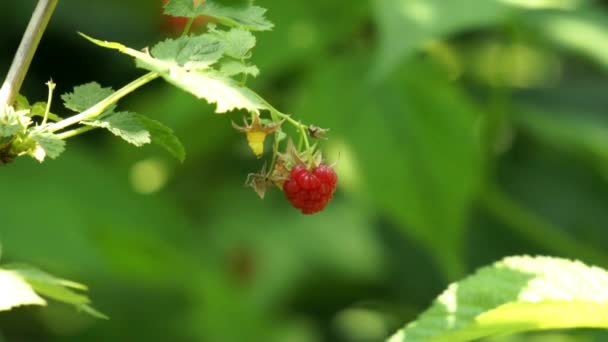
[0,0,59,106]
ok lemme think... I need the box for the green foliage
[84,112,151,147]
[59,81,184,160]
[81,32,267,114]
[388,256,608,342]
[1,0,275,166]
[293,57,483,278]
[136,114,186,161]
[163,0,274,31]
[0,268,45,311]
[373,0,507,77]
[0,264,104,319]
[29,130,65,161]
[4,0,608,341]
[150,35,224,67]
[62,82,115,113]
[0,104,25,137]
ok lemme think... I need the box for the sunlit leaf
[388,256,608,342]
[0,269,46,312]
[219,60,259,77]
[0,264,105,319]
[81,33,268,114]
[292,56,483,279]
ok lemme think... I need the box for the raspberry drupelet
[283,163,337,214]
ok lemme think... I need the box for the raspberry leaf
[81,33,268,114]
[30,130,66,162]
[1,264,106,319]
[163,0,273,31]
[62,82,115,113]
[83,112,151,147]
[208,26,256,59]
[388,256,608,342]
[219,60,259,77]
[0,268,46,311]
[135,114,186,162]
[29,102,62,122]
[151,35,224,68]
[0,104,25,137]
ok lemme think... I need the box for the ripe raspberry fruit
[283,163,337,214]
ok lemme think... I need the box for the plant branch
[49,72,160,132]
[0,0,58,106]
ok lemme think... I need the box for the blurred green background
[2,0,608,341]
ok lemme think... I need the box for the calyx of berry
[308,125,329,140]
[232,114,284,158]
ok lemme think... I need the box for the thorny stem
[49,72,160,133]
[0,0,58,106]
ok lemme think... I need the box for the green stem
[56,125,96,140]
[481,185,608,267]
[181,17,196,37]
[0,0,58,105]
[42,80,55,126]
[256,96,311,150]
[269,132,280,171]
[49,72,160,132]
[279,111,310,150]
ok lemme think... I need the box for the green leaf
[81,34,268,114]
[29,102,62,122]
[13,96,62,122]
[151,35,224,69]
[164,0,274,31]
[0,104,26,137]
[0,268,46,311]
[29,130,66,162]
[62,82,115,113]
[531,11,608,70]
[219,60,260,77]
[135,114,186,162]
[388,256,608,342]
[14,94,30,111]
[158,68,267,113]
[209,26,256,59]
[373,0,507,78]
[84,112,151,147]
[3,264,107,319]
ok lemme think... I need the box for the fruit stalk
[0,0,58,106]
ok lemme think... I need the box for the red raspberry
[283,164,337,214]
